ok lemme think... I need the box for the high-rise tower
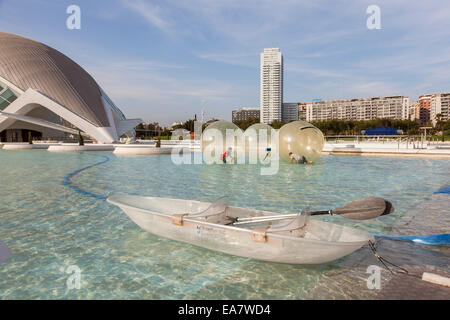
[260,48,283,124]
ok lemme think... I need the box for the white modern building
[260,48,283,124]
[305,96,409,122]
[0,32,141,143]
[430,93,450,125]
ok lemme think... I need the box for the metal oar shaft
[233,215,297,225]
[236,213,297,222]
[231,197,393,225]
[235,209,333,223]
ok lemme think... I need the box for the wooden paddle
[232,197,394,225]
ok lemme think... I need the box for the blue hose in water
[375,183,450,245]
[375,233,450,245]
[61,155,110,200]
[434,185,450,195]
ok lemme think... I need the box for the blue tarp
[363,127,399,135]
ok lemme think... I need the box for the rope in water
[368,240,422,279]
[61,155,110,200]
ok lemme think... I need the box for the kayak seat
[267,214,307,238]
[190,211,234,224]
[188,196,230,224]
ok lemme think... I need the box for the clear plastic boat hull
[107,195,374,264]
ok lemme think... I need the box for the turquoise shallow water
[0,150,449,299]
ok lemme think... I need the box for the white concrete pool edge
[1,141,450,157]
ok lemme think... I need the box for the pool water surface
[0,150,448,299]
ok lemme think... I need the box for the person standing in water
[221,147,233,163]
[263,147,271,160]
[221,151,227,163]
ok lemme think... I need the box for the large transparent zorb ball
[244,123,276,164]
[279,121,324,163]
[201,121,244,164]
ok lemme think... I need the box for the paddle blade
[332,197,392,220]
[383,200,395,215]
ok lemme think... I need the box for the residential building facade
[304,96,409,122]
[430,93,450,125]
[260,48,283,124]
[409,100,419,122]
[232,107,260,122]
[281,103,298,122]
[418,95,431,124]
[298,103,307,121]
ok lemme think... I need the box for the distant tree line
[232,117,290,130]
[233,117,424,135]
[232,117,260,130]
[310,118,422,135]
[435,114,450,135]
[136,116,450,139]
[135,122,171,139]
[313,118,450,136]
[172,119,195,132]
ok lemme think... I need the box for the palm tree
[435,113,444,142]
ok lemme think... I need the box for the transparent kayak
[107,195,374,264]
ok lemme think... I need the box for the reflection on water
[0,150,448,299]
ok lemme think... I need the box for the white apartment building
[430,93,450,125]
[281,103,298,122]
[409,100,419,122]
[260,48,283,124]
[305,96,409,122]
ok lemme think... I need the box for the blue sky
[1,0,450,125]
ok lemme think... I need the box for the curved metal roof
[0,32,109,127]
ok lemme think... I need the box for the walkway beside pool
[304,192,450,299]
[323,142,450,158]
[2,140,450,157]
[376,265,450,300]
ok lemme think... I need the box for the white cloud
[286,64,346,78]
[121,0,172,33]
[196,52,257,68]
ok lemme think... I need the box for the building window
[0,89,18,110]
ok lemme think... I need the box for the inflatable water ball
[278,120,324,163]
[244,123,276,162]
[201,120,244,164]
